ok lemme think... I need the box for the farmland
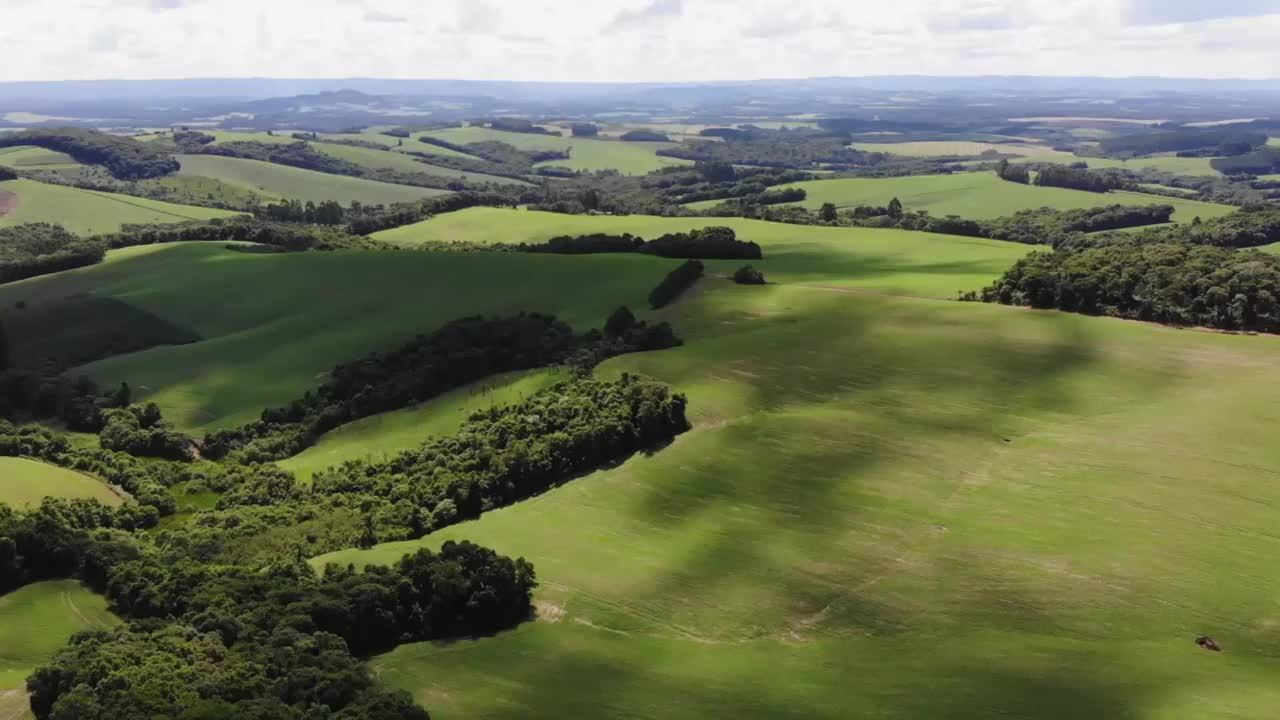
[312,142,531,185]
[0,145,83,170]
[0,457,123,509]
[851,141,1223,176]
[419,126,692,174]
[175,155,449,205]
[712,171,1234,221]
[317,279,1280,720]
[0,178,241,234]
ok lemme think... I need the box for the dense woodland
[0,128,179,180]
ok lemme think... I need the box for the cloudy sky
[3,0,1280,83]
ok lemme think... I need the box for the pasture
[722,171,1234,221]
[0,178,241,235]
[175,155,449,205]
[312,142,531,186]
[318,279,1280,720]
[0,145,82,170]
[0,580,119,718]
[0,458,123,509]
[0,243,678,433]
[373,207,1032,297]
[851,141,1223,176]
[280,369,565,481]
[419,126,692,174]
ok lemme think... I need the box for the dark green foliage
[570,123,599,137]
[604,306,638,337]
[659,136,875,169]
[258,199,347,225]
[99,403,196,461]
[887,197,903,219]
[0,319,8,371]
[485,118,555,135]
[195,140,365,175]
[517,226,762,260]
[203,313,681,463]
[700,128,749,141]
[382,128,412,138]
[0,224,106,284]
[0,128,179,180]
[696,161,738,183]
[819,202,838,222]
[733,265,766,285]
[99,217,380,252]
[984,204,1175,245]
[344,191,520,235]
[978,240,1280,332]
[1119,206,1280,249]
[1033,165,1124,193]
[649,260,704,309]
[1211,147,1280,175]
[1099,127,1267,157]
[995,159,1030,184]
[619,130,671,142]
[0,166,15,181]
[172,131,216,152]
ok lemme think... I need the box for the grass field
[0,178,241,235]
[373,207,1032,297]
[0,457,123,509]
[0,243,681,433]
[851,142,1223,176]
[312,142,531,186]
[0,145,82,170]
[420,127,691,174]
[175,155,449,205]
[280,369,566,481]
[0,581,119,719]
[702,171,1234,221]
[315,279,1280,720]
[205,130,300,145]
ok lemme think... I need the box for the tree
[604,306,637,337]
[887,197,903,219]
[819,203,838,223]
[732,265,766,285]
[0,318,9,371]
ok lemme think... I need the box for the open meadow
[0,178,241,235]
[312,142,531,186]
[317,278,1280,720]
[851,141,1223,176]
[419,127,692,174]
[175,155,449,205]
[0,457,124,509]
[0,146,83,171]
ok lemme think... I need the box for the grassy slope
[279,369,566,481]
[420,127,691,174]
[0,244,677,433]
[0,178,241,235]
[0,145,82,170]
[312,143,531,186]
[319,280,1280,720]
[176,155,449,205]
[724,171,1233,221]
[850,142,1223,176]
[372,207,1032,297]
[0,580,119,719]
[0,458,123,509]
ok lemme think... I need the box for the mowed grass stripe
[0,457,124,509]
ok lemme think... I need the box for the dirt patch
[0,190,16,218]
[535,601,565,623]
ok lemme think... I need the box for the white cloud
[0,0,1277,83]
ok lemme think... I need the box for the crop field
[374,207,1032,297]
[419,126,692,174]
[0,243,678,433]
[315,276,1280,720]
[0,178,241,234]
[175,155,449,205]
[704,171,1234,221]
[280,369,566,481]
[311,142,531,186]
[0,580,119,718]
[0,457,123,509]
[0,145,83,170]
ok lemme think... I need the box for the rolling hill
[0,457,124,509]
[419,126,692,174]
[0,178,241,235]
[175,155,450,205]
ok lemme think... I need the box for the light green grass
[315,132,481,161]
[851,142,1222,176]
[0,178,241,235]
[312,143,530,186]
[319,280,1280,719]
[0,244,679,433]
[421,127,691,174]
[0,146,82,170]
[0,580,119,707]
[280,369,566,481]
[206,130,299,145]
[372,207,1032,298]
[1137,183,1198,196]
[1259,242,1280,255]
[0,457,122,509]
[710,171,1233,222]
[176,155,449,205]
[1267,138,1279,148]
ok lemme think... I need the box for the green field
[852,142,1222,176]
[312,142,530,186]
[0,178,241,235]
[0,457,123,509]
[701,171,1233,221]
[316,278,1280,719]
[0,145,82,170]
[0,243,680,433]
[372,207,1032,297]
[0,580,119,718]
[420,127,691,174]
[176,155,449,205]
[280,369,566,481]
[205,130,300,145]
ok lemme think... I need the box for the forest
[0,128,179,180]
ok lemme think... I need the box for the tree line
[650,260,704,309]
[0,128,179,180]
[512,226,762,260]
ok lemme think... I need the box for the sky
[3,0,1280,83]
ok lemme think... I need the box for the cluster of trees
[257,199,348,225]
[0,128,179,180]
[343,191,523,235]
[733,265,766,285]
[995,159,1031,184]
[974,240,1280,332]
[171,130,216,152]
[1033,165,1124,193]
[1118,206,1280,249]
[0,165,15,181]
[571,123,599,137]
[203,312,681,463]
[0,224,106,284]
[514,226,762,260]
[619,130,671,142]
[659,136,876,169]
[482,118,557,135]
[701,187,807,213]
[1099,127,1267,157]
[983,204,1175,245]
[650,260,704,309]
[99,403,196,461]
[99,217,383,253]
[1211,147,1280,175]
[192,140,474,192]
